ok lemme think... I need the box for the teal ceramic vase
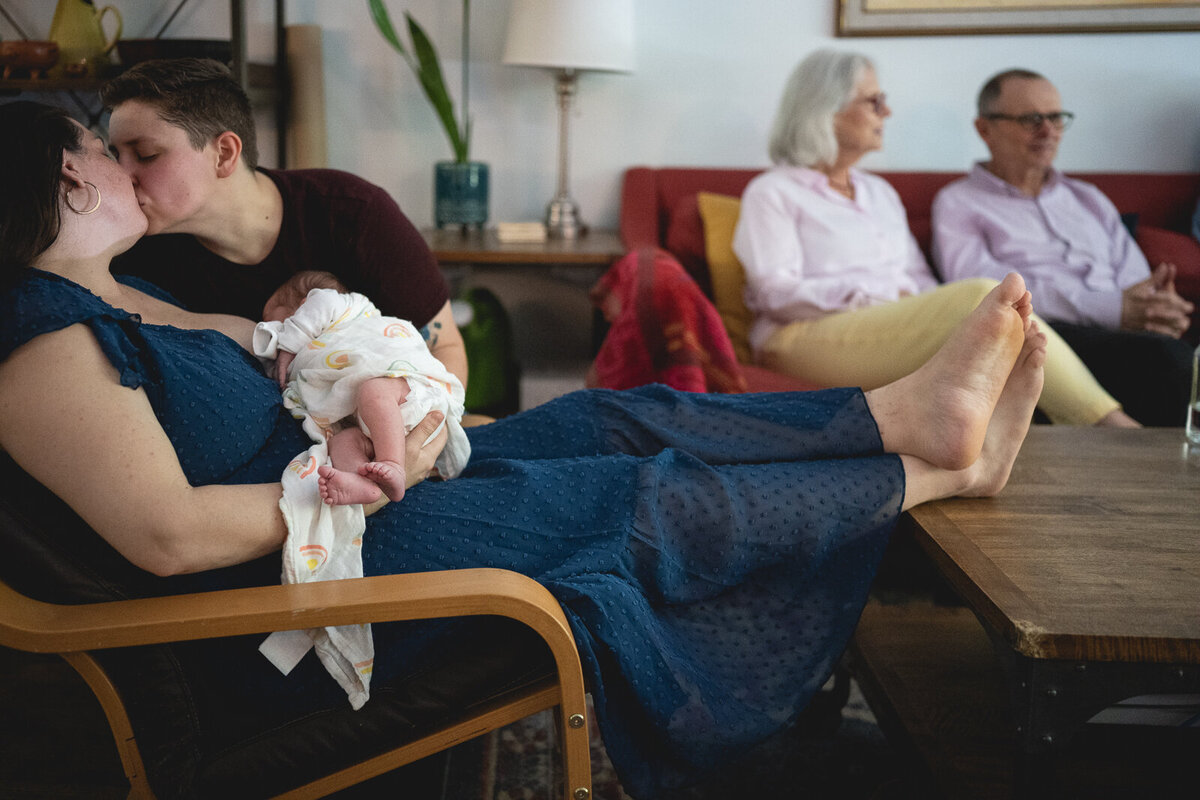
[434,161,489,229]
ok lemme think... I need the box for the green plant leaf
[367,0,410,64]
[406,13,467,162]
[366,0,469,163]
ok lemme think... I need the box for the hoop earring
[65,181,102,215]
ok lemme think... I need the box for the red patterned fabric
[588,248,748,393]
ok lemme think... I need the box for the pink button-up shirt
[931,163,1149,328]
[733,166,937,354]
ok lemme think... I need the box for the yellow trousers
[760,278,1120,425]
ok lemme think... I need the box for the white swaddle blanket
[255,289,472,709]
[253,289,470,480]
[258,413,374,709]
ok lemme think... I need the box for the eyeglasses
[855,92,888,115]
[983,111,1075,132]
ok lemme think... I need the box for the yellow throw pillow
[696,192,753,363]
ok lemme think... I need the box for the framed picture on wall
[836,0,1200,36]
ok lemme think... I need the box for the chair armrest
[1,568,572,655]
[3,568,593,799]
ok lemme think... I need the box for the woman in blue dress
[0,102,1047,798]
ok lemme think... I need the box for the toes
[999,272,1027,301]
[1015,291,1033,327]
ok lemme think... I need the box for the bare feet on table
[318,465,383,506]
[899,316,1047,508]
[868,272,1030,470]
[958,319,1047,497]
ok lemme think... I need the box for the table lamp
[502,0,634,239]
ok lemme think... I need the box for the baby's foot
[318,465,383,506]
[359,460,407,502]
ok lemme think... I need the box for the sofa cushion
[697,192,754,363]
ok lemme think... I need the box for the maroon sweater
[113,168,448,327]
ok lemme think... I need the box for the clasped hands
[1121,262,1194,339]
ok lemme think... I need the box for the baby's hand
[275,350,295,390]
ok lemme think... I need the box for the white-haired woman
[733,49,1136,427]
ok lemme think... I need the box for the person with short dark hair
[101,58,468,387]
[932,69,1194,426]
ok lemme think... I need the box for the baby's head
[262,270,347,322]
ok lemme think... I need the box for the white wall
[6,1,1200,230]
[291,0,1200,229]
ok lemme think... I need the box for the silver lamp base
[545,196,585,239]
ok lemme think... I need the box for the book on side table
[495,222,547,243]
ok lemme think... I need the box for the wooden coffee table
[898,426,1200,792]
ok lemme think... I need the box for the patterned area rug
[442,696,629,800]
[437,679,916,800]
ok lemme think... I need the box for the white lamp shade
[502,0,635,73]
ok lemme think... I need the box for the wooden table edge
[905,502,1200,664]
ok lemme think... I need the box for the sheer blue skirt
[359,385,905,797]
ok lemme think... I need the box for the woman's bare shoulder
[0,323,123,425]
[0,320,103,373]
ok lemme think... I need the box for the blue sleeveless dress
[1,269,904,799]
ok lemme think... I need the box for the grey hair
[768,49,874,168]
[977,68,1046,117]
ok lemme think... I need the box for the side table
[420,228,627,412]
[421,228,626,269]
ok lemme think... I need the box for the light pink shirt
[931,163,1149,329]
[733,166,937,354]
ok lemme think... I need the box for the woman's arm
[1,324,449,577]
[0,324,287,577]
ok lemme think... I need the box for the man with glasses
[931,69,1193,426]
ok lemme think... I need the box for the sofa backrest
[620,164,1200,344]
[619,167,963,256]
[1075,173,1200,232]
[621,165,1200,277]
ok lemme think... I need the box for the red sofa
[619,166,1200,390]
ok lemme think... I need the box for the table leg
[988,630,1200,796]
